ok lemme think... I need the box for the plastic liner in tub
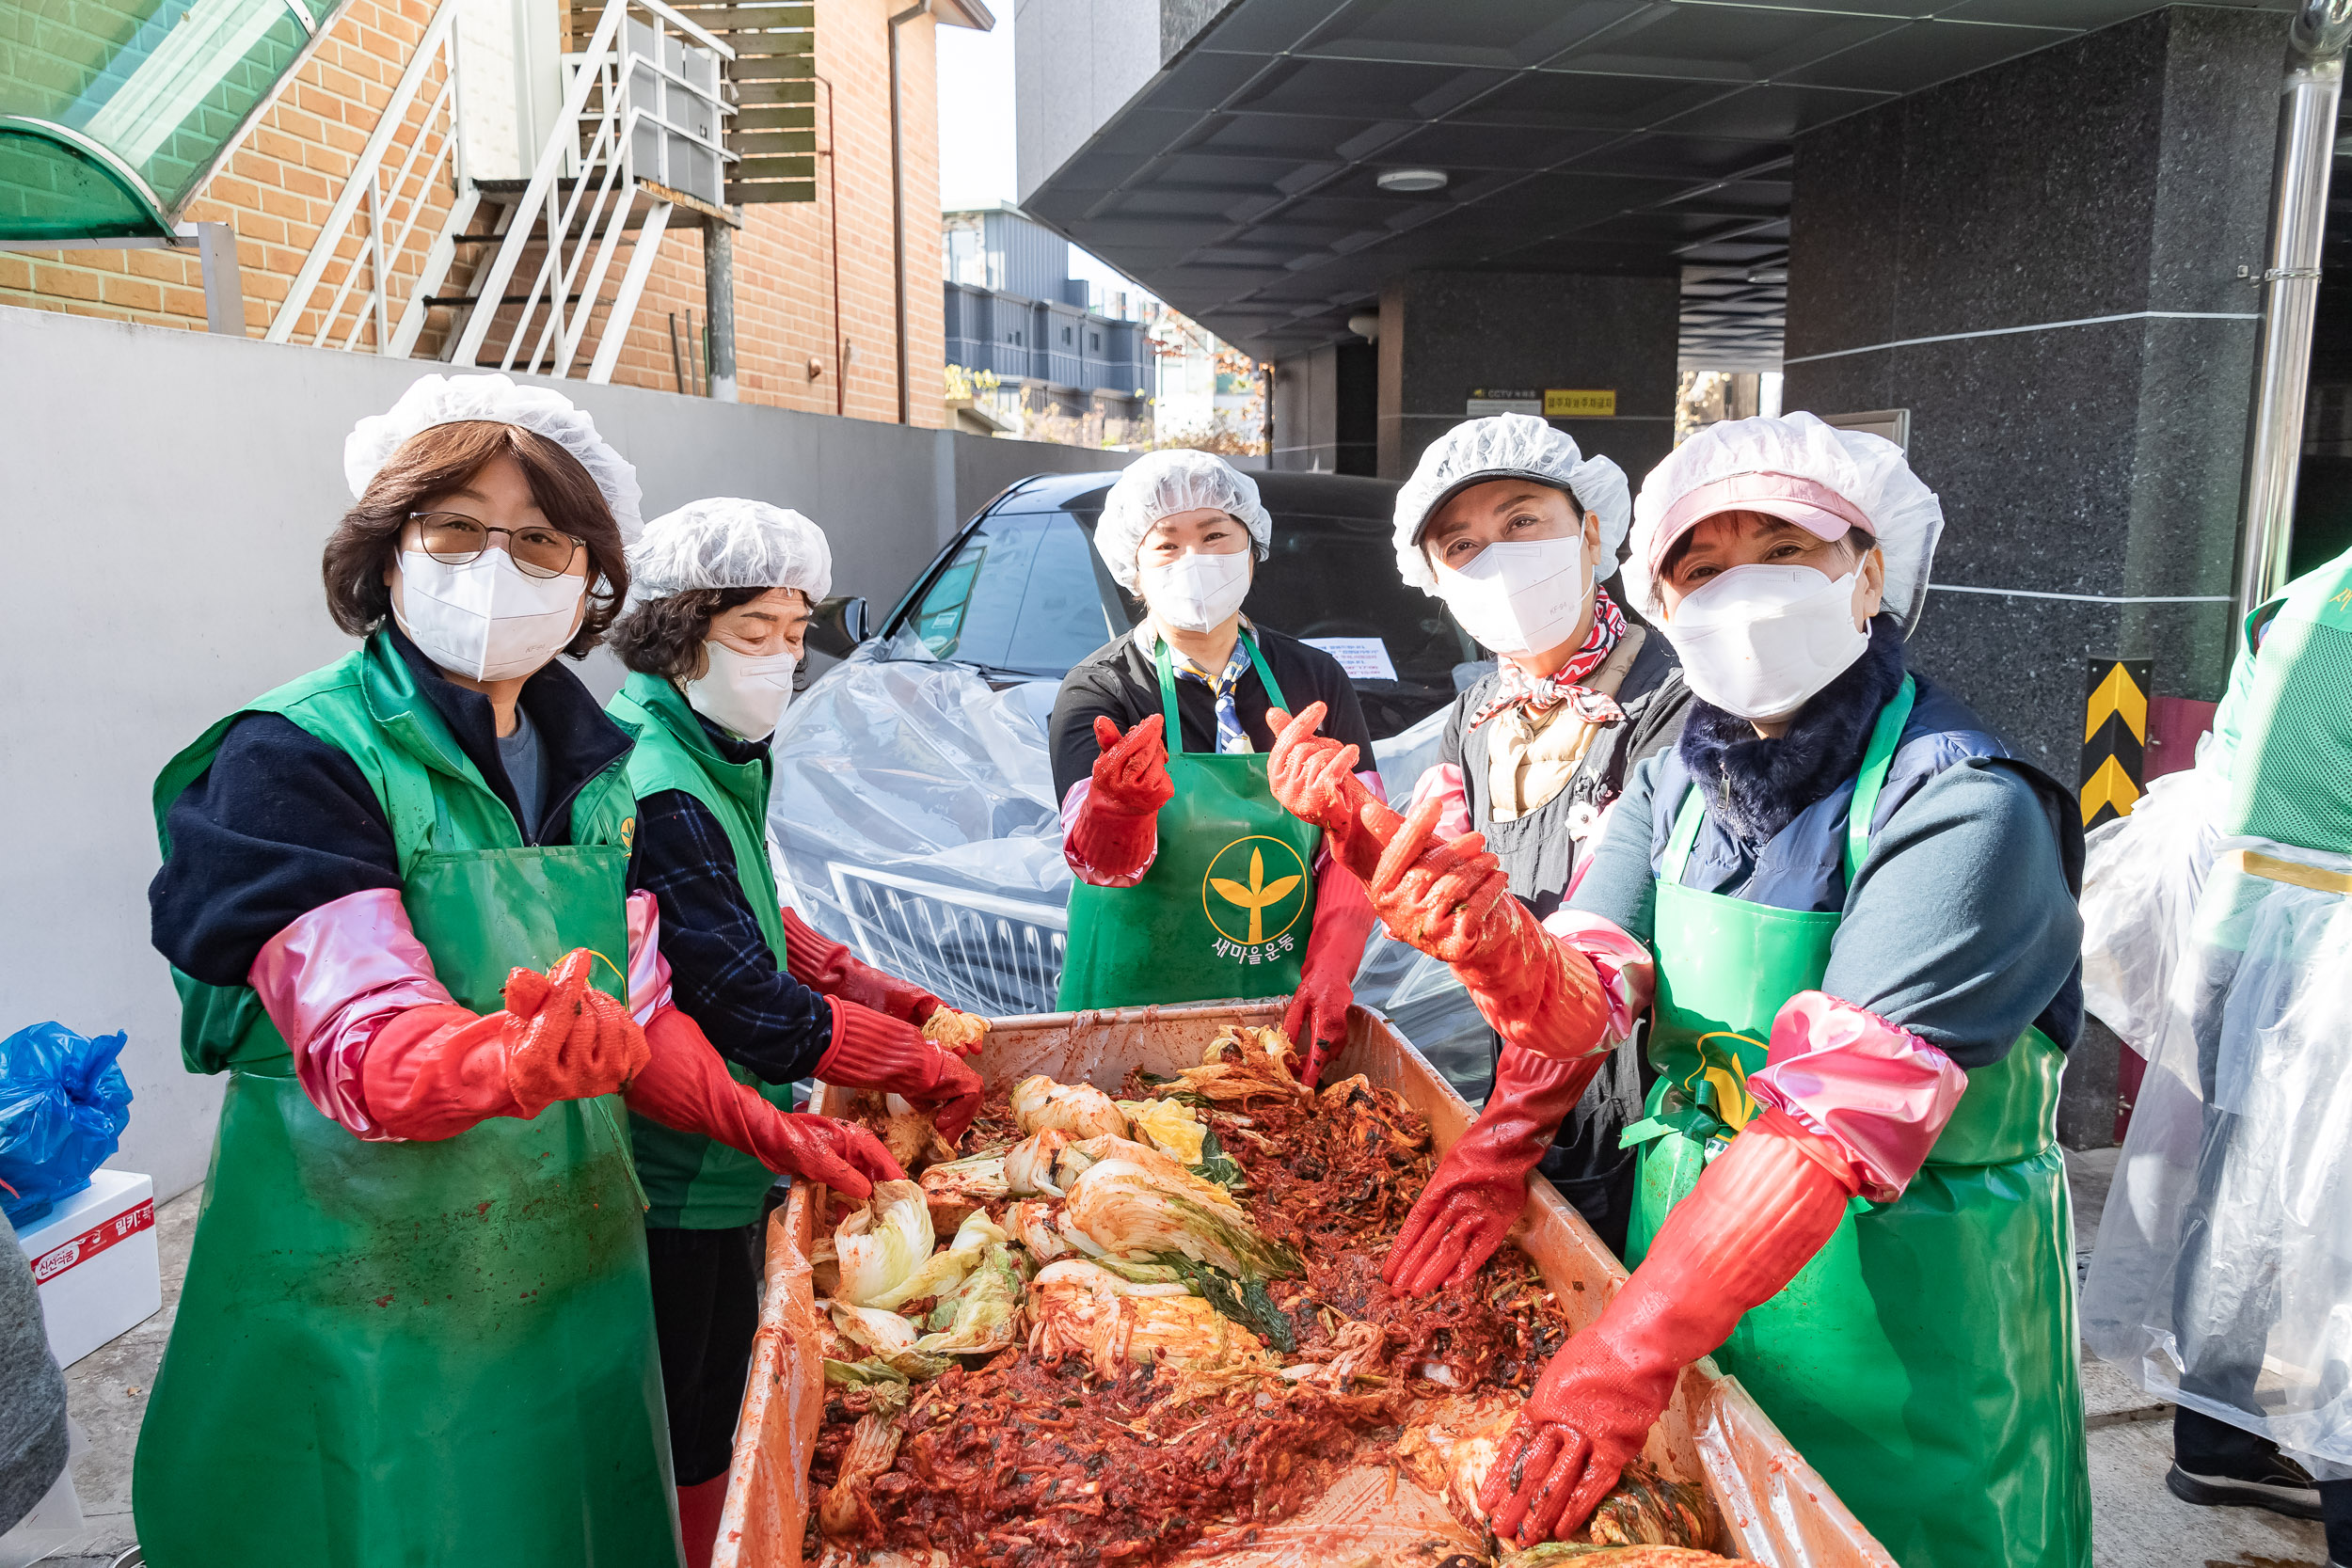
[713,999,1896,1568]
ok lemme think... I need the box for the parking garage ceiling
[1022,0,2296,369]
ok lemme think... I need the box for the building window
[1061,325,1073,345]
[1090,332,1102,351]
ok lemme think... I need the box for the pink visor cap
[1646,471,1876,570]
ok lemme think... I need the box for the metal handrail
[449,0,735,380]
[264,0,463,349]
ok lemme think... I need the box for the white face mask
[1432,536,1589,657]
[1140,548,1251,632]
[685,639,798,742]
[393,548,586,683]
[1663,563,1871,721]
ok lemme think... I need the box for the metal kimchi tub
[715,1000,1897,1568]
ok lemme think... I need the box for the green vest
[135,633,682,1568]
[608,670,796,1229]
[2223,546,2352,853]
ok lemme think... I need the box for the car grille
[827,863,1068,1018]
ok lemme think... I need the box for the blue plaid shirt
[628,721,834,1086]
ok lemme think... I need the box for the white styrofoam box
[16,1168,162,1369]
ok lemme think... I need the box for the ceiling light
[1376,167,1448,194]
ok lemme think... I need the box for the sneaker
[2167,1459,2324,1520]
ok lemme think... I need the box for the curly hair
[607,586,780,679]
[321,420,628,658]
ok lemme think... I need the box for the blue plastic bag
[0,1023,133,1229]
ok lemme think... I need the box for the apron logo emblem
[1202,837,1308,948]
[1685,1031,1762,1132]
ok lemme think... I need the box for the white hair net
[1391,414,1631,594]
[1092,450,1272,593]
[1626,411,1943,630]
[628,498,834,603]
[344,372,645,544]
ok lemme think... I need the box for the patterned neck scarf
[1158,624,1257,753]
[1467,588,1628,732]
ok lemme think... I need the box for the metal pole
[705,211,739,402]
[2236,0,2352,625]
[887,0,930,425]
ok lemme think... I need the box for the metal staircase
[268,0,734,382]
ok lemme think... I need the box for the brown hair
[1657,512,1875,585]
[608,586,787,679]
[321,420,629,657]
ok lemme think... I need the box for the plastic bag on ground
[0,1024,132,1228]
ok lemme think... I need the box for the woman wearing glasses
[140,373,897,1568]
[603,498,987,1566]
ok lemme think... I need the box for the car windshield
[894,510,1123,677]
[879,481,1479,735]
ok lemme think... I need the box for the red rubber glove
[628,1006,902,1200]
[815,997,985,1142]
[1267,703,1399,881]
[1384,1044,1607,1295]
[778,905,943,1025]
[1479,1108,1857,1546]
[1367,797,1610,1063]
[1283,858,1372,1088]
[360,949,650,1141]
[1065,714,1173,881]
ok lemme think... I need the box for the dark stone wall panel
[1375,269,1679,479]
[1905,589,2122,777]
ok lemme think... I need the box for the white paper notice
[1301,637,1398,682]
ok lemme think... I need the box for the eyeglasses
[407,513,584,579]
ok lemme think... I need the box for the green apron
[135,634,681,1568]
[608,671,795,1230]
[1626,675,2090,1568]
[1057,632,1320,1009]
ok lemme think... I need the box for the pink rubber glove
[815,998,985,1142]
[1384,1045,1606,1295]
[778,905,943,1025]
[1479,1108,1858,1545]
[1064,714,1173,881]
[1284,858,1373,1087]
[1367,797,1610,1063]
[360,949,650,1142]
[628,1005,902,1200]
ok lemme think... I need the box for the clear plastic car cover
[766,649,1488,1053]
[2082,830,2352,1472]
[766,652,1074,1020]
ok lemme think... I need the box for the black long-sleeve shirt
[151,627,630,988]
[626,712,834,1086]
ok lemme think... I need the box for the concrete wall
[1782,5,2283,777]
[1011,0,1158,205]
[0,305,1127,1200]
[1374,271,1680,489]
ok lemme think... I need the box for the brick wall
[1,0,946,429]
[616,0,945,426]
